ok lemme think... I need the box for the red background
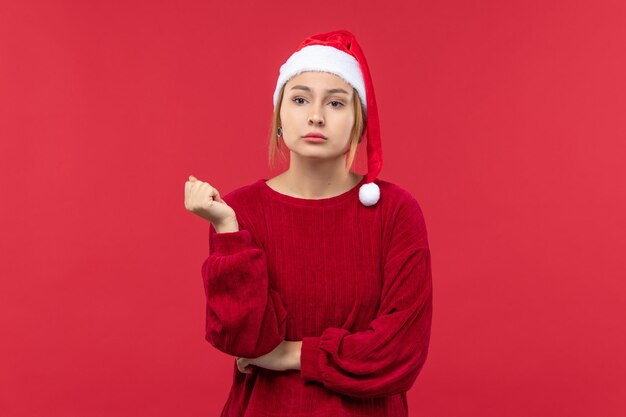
[1,0,625,416]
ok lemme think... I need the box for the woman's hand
[235,340,302,374]
[184,175,238,230]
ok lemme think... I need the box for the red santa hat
[273,29,382,206]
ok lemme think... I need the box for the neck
[282,155,362,199]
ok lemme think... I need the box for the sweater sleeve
[299,195,433,399]
[201,221,288,359]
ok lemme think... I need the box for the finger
[199,182,214,205]
[236,361,252,374]
[201,182,215,196]
[191,179,205,203]
[188,181,198,206]
[189,175,197,182]
[238,358,252,368]
[205,184,222,207]
[211,187,223,204]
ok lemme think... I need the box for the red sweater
[201,176,433,417]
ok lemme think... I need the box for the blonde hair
[267,83,365,172]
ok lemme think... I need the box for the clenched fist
[184,175,238,232]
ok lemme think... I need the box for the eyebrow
[289,85,351,96]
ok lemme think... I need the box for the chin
[290,147,322,155]
[296,153,327,160]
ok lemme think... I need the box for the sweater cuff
[299,336,324,383]
[209,229,253,256]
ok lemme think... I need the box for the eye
[292,97,344,107]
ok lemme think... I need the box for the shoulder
[376,178,425,216]
[219,179,266,229]
[376,178,429,247]
[221,179,263,207]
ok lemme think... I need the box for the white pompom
[359,182,380,206]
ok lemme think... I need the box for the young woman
[184,29,433,417]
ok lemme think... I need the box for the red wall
[1,1,625,416]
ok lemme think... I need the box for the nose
[308,107,324,126]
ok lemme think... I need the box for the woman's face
[279,71,355,162]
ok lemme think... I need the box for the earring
[277,126,283,137]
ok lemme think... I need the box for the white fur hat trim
[273,45,367,117]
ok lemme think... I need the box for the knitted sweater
[201,176,433,417]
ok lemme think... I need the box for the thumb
[213,192,225,204]
[189,175,197,182]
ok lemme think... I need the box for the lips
[303,132,327,140]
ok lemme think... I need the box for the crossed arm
[234,340,302,374]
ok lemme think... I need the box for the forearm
[291,341,303,370]
[204,220,289,358]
